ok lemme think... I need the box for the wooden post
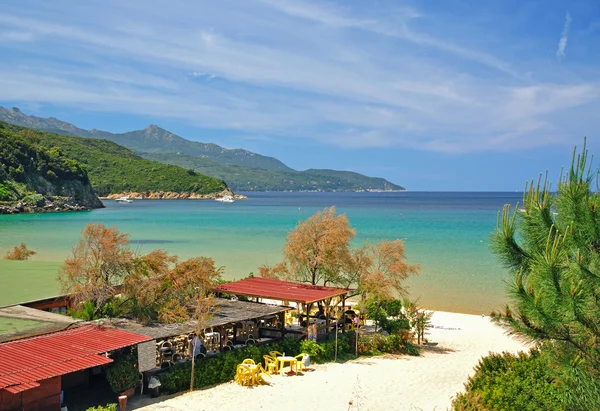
[305,302,313,339]
[279,312,286,337]
[218,326,224,352]
[324,298,330,336]
[341,296,346,333]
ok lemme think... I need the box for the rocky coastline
[0,197,102,215]
[101,189,247,200]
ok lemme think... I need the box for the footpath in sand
[130,311,528,411]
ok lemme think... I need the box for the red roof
[0,324,151,394]
[213,277,350,304]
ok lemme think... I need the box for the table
[276,356,298,375]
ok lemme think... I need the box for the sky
[0,0,599,191]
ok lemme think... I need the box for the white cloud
[0,1,598,155]
[557,11,572,60]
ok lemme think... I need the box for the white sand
[130,311,528,411]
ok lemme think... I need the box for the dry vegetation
[4,242,36,260]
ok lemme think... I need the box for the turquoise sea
[0,192,522,314]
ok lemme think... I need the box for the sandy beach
[130,311,528,411]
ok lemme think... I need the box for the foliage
[60,223,222,324]
[143,152,404,192]
[105,348,139,394]
[481,140,600,409]
[86,404,117,411]
[30,126,226,195]
[489,140,600,404]
[260,207,418,314]
[0,122,92,202]
[357,333,416,356]
[159,337,302,394]
[403,298,433,345]
[58,223,133,318]
[452,350,567,411]
[4,242,36,260]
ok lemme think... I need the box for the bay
[0,192,522,314]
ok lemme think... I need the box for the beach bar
[104,299,292,375]
[212,277,352,339]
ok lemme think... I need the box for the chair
[242,358,255,365]
[269,351,283,358]
[235,364,254,386]
[294,353,309,373]
[263,355,277,374]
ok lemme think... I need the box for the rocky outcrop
[102,188,246,200]
[0,196,100,214]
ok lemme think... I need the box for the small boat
[215,195,235,203]
[116,196,133,203]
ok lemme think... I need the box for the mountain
[0,107,405,192]
[143,151,403,192]
[0,107,290,172]
[0,123,103,213]
[0,122,229,198]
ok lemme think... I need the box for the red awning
[0,324,151,394]
[213,277,350,305]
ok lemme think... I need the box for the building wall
[0,376,61,411]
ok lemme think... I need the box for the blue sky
[0,0,599,191]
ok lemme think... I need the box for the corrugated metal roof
[0,324,151,394]
[213,277,350,305]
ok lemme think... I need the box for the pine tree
[491,140,600,407]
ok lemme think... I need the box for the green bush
[86,404,117,411]
[105,348,139,394]
[159,337,301,394]
[21,193,44,207]
[452,350,565,411]
[357,333,417,356]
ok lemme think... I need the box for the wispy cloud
[557,11,572,60]
[0,1,598,156]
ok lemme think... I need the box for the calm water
[0,192,522,314]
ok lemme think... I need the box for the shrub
[4,242,36,260]
[105,348,139,394]
[452,350,565,411]
[159,337,301,394]
[21,193,44,207]
[86,404,117,411]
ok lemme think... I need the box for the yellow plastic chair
[235,364,255,386]
[294,353,308,373]
[263,355,278,374]
[269,351,283,358]
[242,358,255,365]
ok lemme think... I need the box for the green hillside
[143,152,405,192]
[0,107,405,191]
[0,123,103,210]
[0,122,228,197]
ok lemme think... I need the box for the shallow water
[0,192,522,313]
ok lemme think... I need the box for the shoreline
[131,310,529,411]
[100,189,246,201]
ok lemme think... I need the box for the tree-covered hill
[0,122,228,197]
[0,107,405,191]
[0,123,103,211]
[143,152,405,192]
